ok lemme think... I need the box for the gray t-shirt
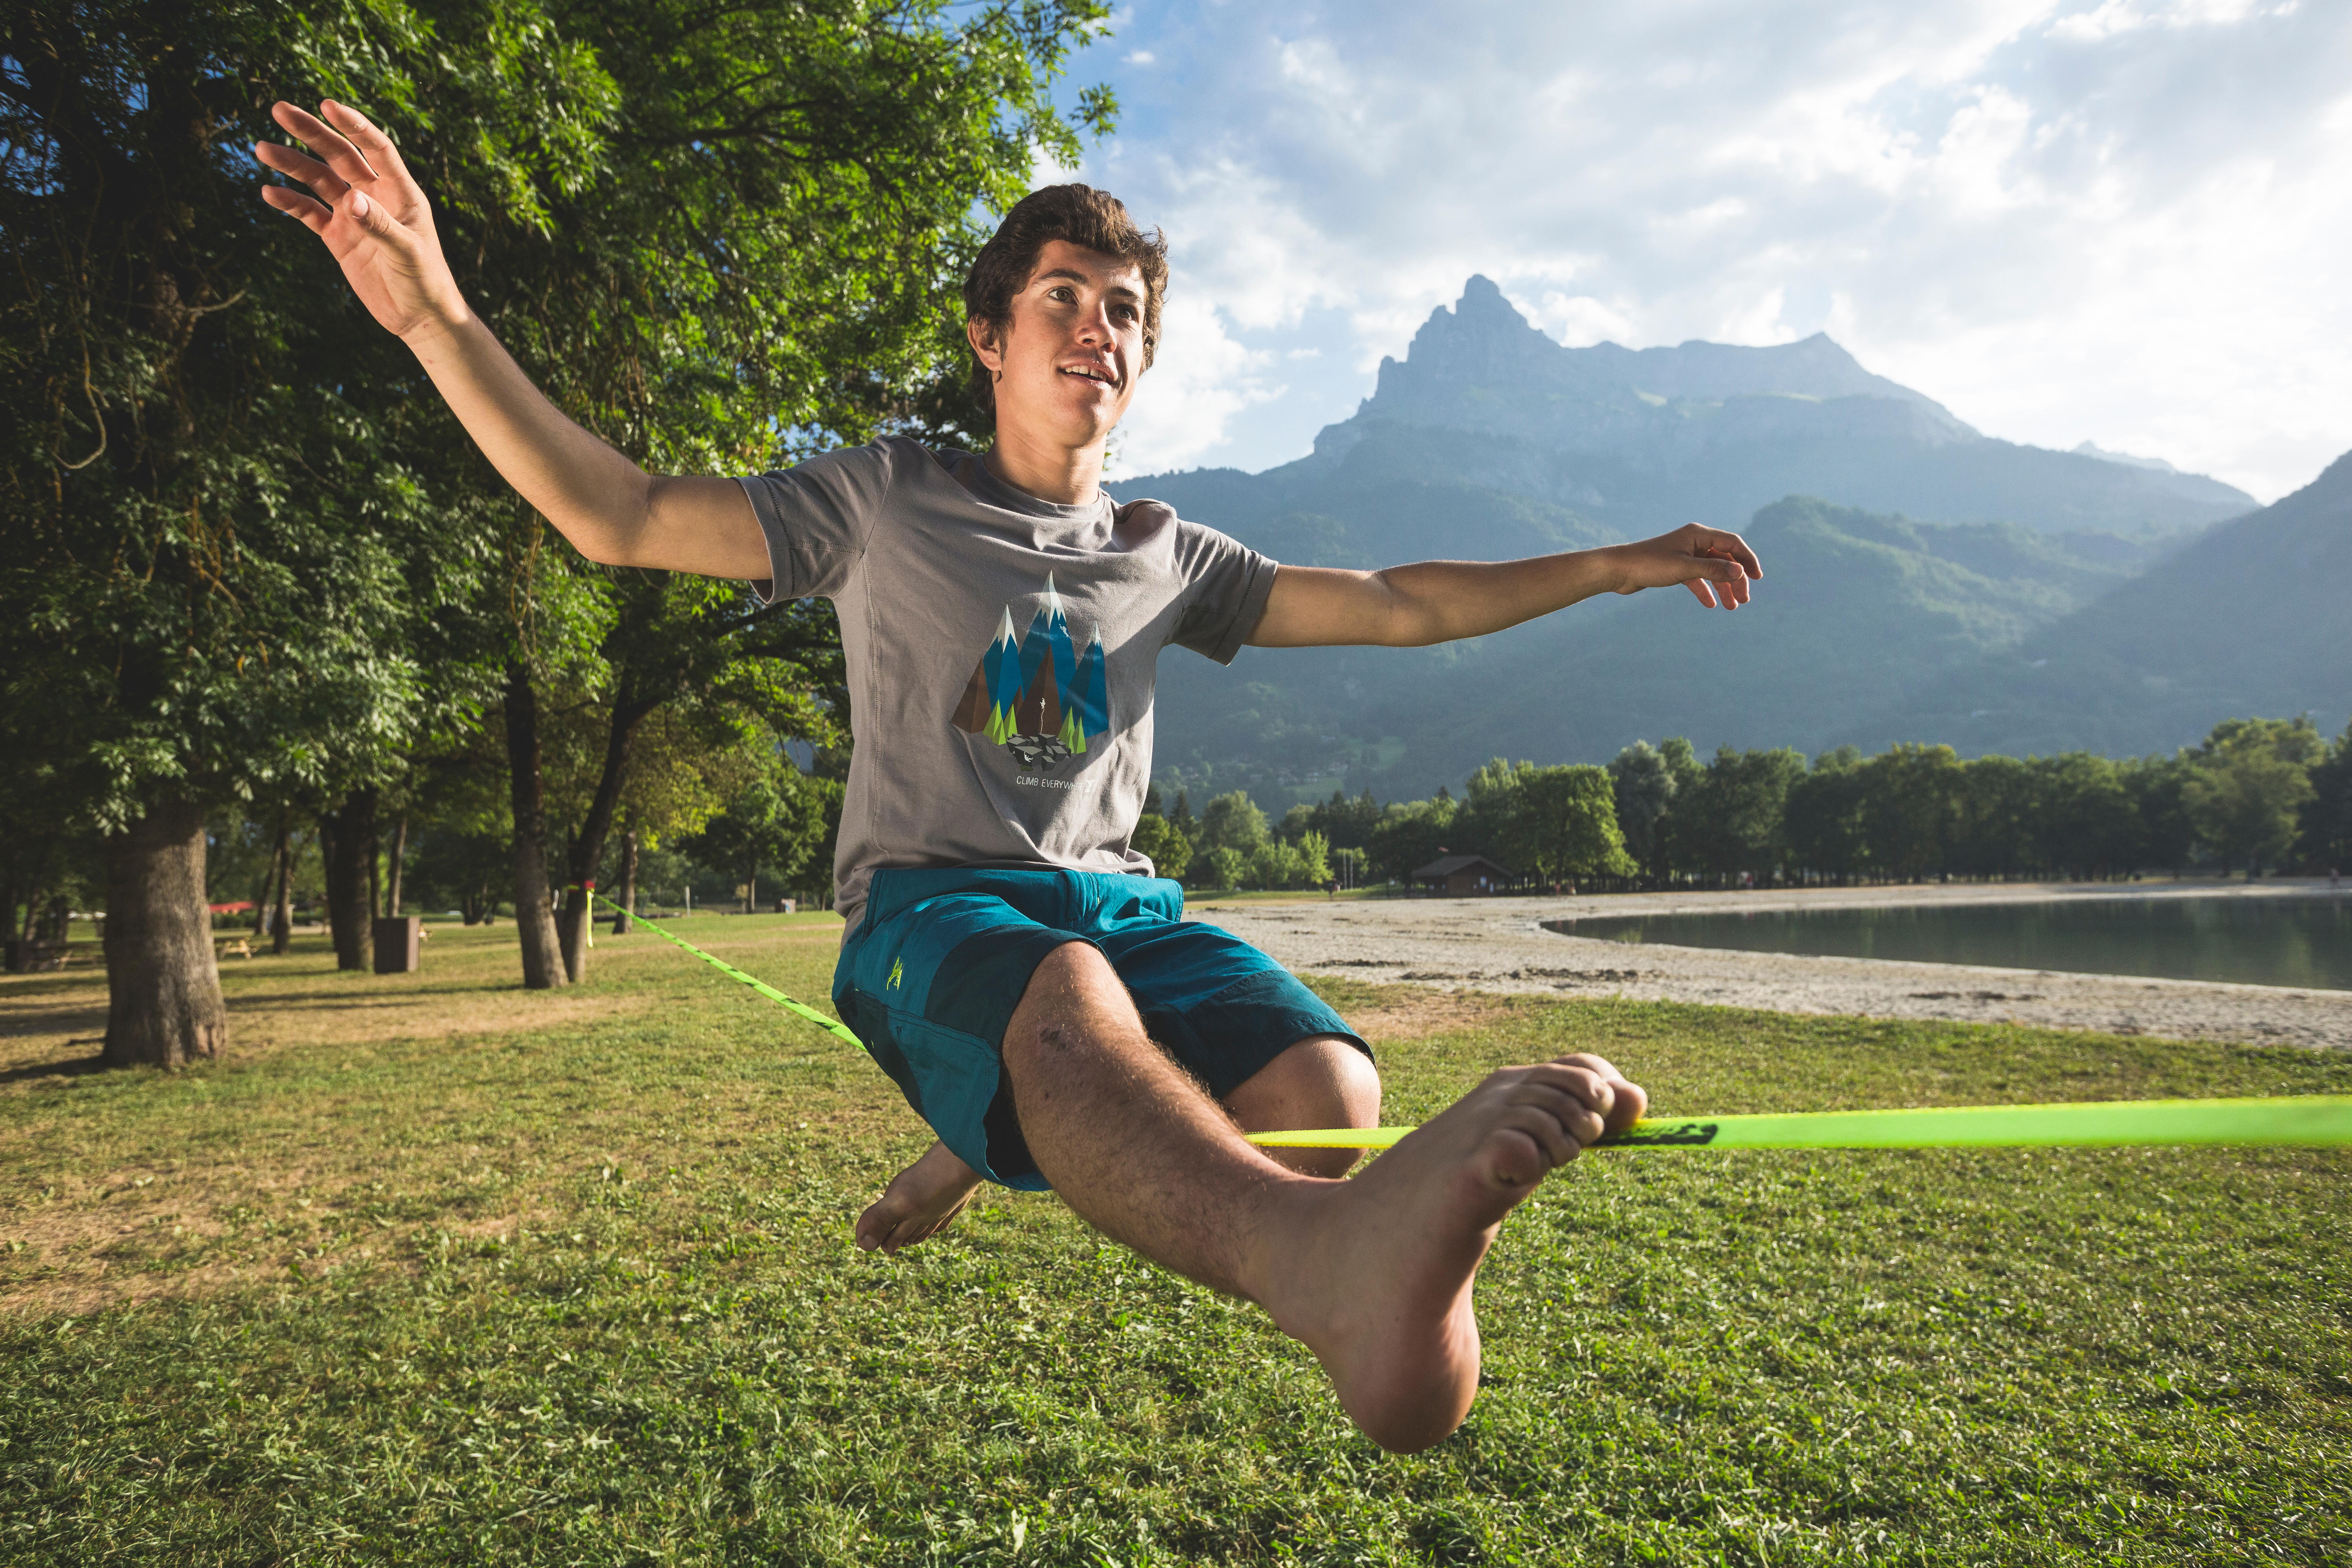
[737,437,1278,929]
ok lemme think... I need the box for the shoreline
[1190,880,2352,1051]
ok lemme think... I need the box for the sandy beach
[1191,879,2352,1051]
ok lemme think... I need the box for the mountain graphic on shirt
[949,573,1109,768]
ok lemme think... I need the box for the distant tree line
[1129,717,2352,893]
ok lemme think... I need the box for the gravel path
[1191,879,2352,1052]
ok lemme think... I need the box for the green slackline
[1248,1096,2352,1152]
[591,892,863,1049]
[588,893,2349,1154]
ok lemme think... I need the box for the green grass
[2,920,2348,1564]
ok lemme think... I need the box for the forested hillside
[1112,278,2323,808]
[1896,451,2352,760]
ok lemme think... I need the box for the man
[256,101,1761,1454]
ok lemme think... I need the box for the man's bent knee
[1003,940,1144,1065]
[1227,1034,1381,1179]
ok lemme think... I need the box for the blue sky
[1049,0,2351,501]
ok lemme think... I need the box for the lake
[1543,893,2352,991]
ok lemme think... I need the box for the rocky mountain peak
[1451,273,1530,330]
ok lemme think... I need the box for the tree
[2028,752,2131,879]
[1242,830,1329,890]
[2301,721,2352,874]
[2182,718,2322,876]
[1456,757,1534,863]
[680,763,835,911]
[0,748,99,972]
[1130,812,1193,882]
[1786,747,1868,884]
[1643,736,1705,878]
[1670,746,1803,883]
[1366,796,1456,884]
[2,1,495,1064]
[599,703,780,922]
[1199,846,1249,892]
[2118,753,2196,877]
[550,585,844,981]
[1195,792,1270,859]
[1298,788,1382,851]
[1608,741,1677,881]
[1951,754,2034,880]
[1165,790,1196,845]
[1510,765,1635,883]
[1858,744,1964,882]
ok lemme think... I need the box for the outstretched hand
[254,101,466,341]
[1613,523,1762,610]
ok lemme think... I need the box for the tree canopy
[3,0,1115,1058]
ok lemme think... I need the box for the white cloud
[1111,293,1284,474]
[1067,0,2352,499]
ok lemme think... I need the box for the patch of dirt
[0,1148,584,1317]
[1340,990,1519,1045]
[0,976,662,1087]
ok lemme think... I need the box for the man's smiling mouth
[1060,364,1118,386]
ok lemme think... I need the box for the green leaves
[2181,717,2324,876]
[5,0,1116,834]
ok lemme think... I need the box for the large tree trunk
[611,829,639,935]
[505,661,567,990]
[321,790,377,971]
[270,812,293,954]
[101,796,226,1069]
[557,688,656,984]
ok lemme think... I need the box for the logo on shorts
[948,572,1108,770]
[886,957,904,991]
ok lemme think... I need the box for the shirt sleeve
[1166,514,1280,664]
[733,439,896,602]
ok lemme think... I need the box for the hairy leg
[858,1030,1378,1252]
[1002,941,1643,1452]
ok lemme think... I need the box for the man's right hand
[255,100,466,342]
[248,101,769,581]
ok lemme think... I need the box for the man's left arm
[1247,523,1762,649]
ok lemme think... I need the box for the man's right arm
[254,100,768,581]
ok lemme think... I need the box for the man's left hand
[1611,524,1762,609]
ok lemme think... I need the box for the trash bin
[373,916,422,974]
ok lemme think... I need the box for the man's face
[969,239,1149,452]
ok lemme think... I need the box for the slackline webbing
[590,893,862,1049]
[588,894,2349,1152]
[1249,1097,2352,1152]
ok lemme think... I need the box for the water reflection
[1544,893,2352,991]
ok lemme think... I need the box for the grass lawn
[2,916,2348,1564]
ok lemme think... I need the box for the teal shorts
[833,867,1369,1191]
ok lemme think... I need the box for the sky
[1048,0,2352,502]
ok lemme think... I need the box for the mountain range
[1111,278,2345,804]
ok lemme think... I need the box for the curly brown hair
[962,184,1169,414]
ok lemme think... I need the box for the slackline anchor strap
[590,891,863,1049]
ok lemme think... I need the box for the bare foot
[1249,1053,1645,1453]
[855,1139,985,1254]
